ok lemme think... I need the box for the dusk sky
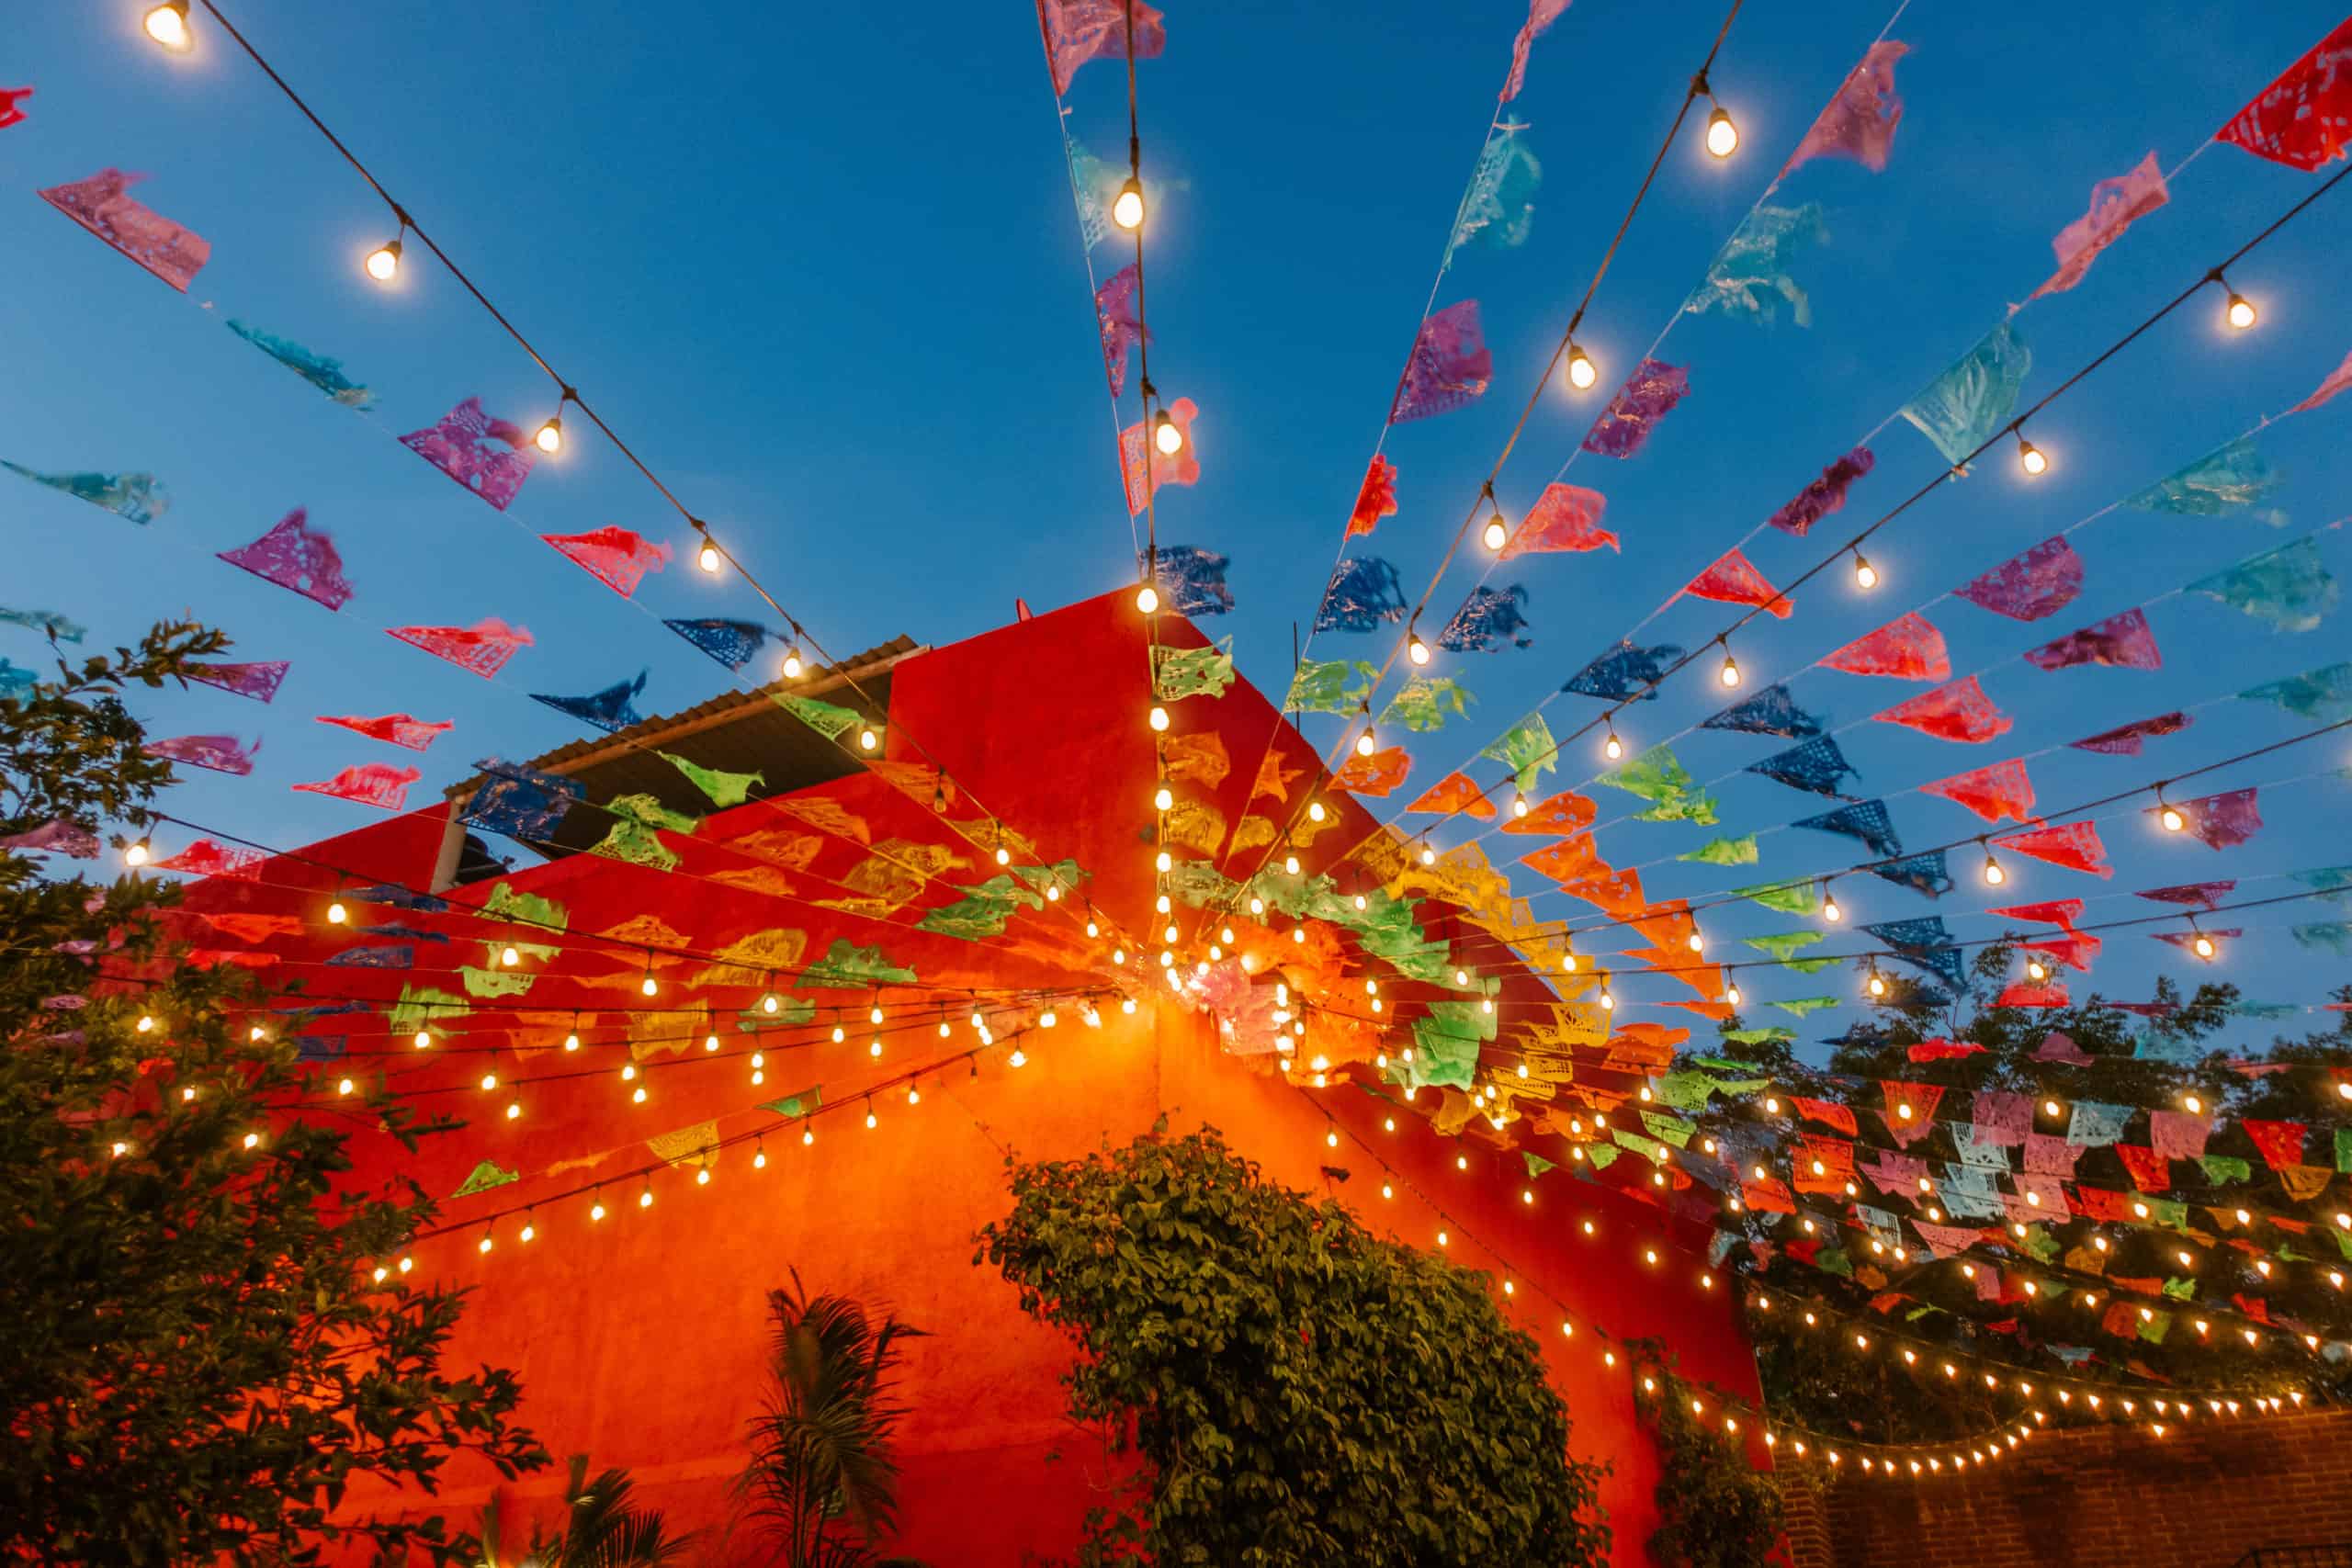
[5,0,2349,1051]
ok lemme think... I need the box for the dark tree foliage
[0,626,547,1563]
[1686,942,2352,1446]
[1625,1348,1783,1568]
[977,1124,1611,1568]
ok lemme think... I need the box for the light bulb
[858,727,879,751]
[639,1188,653,1208]
[1725,983,1741,1006]
[2194,933,2215,959]
[1408,632,1431,666]
[1134,581,1160,615]
[124,839,151,867]
[1307,799,1327,823]
[1153,410,1184,456]
[1220,926,1236,943]
[1009,1048,1027,1068]
[136,1014,155,1034]
[762,992,779,1015]
[144,2,192,51]
[337,1077,355,1096]
[1853,554,1878,590]
[1600,987,1615,1011]
[1687,929,1703,953]
[1283,854,1301,875]
[2160,804,2185,832]
[641,972,659,997]
[1420,844,1437,865]
[533,415,564,455]
[1355,728,1377,758]
[869,1037,883,1057]
[2184,1092,2203,1113]
[1156,850,1174,873]
[505,1101,522,1121]
[327,899,348,925]
[1482,511,1508,551]
[2027,959,2048,981]
[1603,730,1623,761]
[480,1073,498,1091]
[2226,291,2256,331]
[2018,437,2049,477]
[365,237,402,282]
[995,844,1012,866]
[501,944,520,967]
[1868,972,1886,998]
[1148,705,1170,732]
[782,649,804,679]
[1718,652,1741,688]
[1704,106,1739,158]
[1983,852,2006,886]
[1566,344,1598,390]
[413,1030,432,1049]
[1041,1009,1057,1028]
[1112,176,1144,231]
[1511,794,1530,818]
[1249,897,1265,915]
[695,540,721,574]
[1822,891,1842,922]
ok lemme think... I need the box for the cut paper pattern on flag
[145,735,257,775]
[664,617,771,671]
[1793,798,1902,858]
[1996,820,2111,877]
[319,713,450,751]
[1874,675,2010,743]
[1482,714,1558,796]
[2031,152,2169,299]
[39,169,209,291]
[1500,0,1572,103]
[1154,638,1236,700]
[591,794,697,871]
[400,398,537,511]
[1390,301,1492,423]
[2242,662,2352,722]
[1565,639,1683,702]
[1782,40,1909,178]
[2189,537,2338,633]
[1,461,168,525]
[0,820,100,859]
[152,839,262,879]
[1331,747,1410,797]
[664,752,762,808]
[544,525,671,598]
[292,763,421,812]
[225,319,375,410]
[0,87,28,130]
[1438,584,1532,651]
[1735,880,1817,916]
[1146,546,1233,615]
[388,618,533,679]
[1682,204,1827,326]
[2026,608,2160,673]
[771,693,862,741]
[1316,557,1408,633]
[461,758,583,842]
[1956,536,2084,623]
[1581,359,1689,459]
[1702,682,1822,739]
[1286,658,1375,716]
[1407,771,1495,819]
[2069,710,2189,755]
[1446,122,1541,260]
[1871,852,1954,897]
[217,508,354,611]
[2125,435,2286,525]
[187,660,288,704]
[2294,921,2352,955]
[1038,0,1165,95]
[1385,674,1474,732]
[2295,348,2352,414]
[1681,547,1792,617]
[1599,742,1697,811]
[1922,760,2038,825]
[1501,482,1615,558]
[2215,17,2352,170]
[1900,321,2030,468]
[1824,613,1949,681]
[1121,398,1200,513]
[1767,447,1873,536]
[2160,787,2262,851]
[531,670,649,734]
[1094,263,1148,397]
[1348,456,1397,537]
[0,606,85,642]
[1869,918,1964,988]
[1746,736,1859,798]
[2138,880,2233,910]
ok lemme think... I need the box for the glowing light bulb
[1718,651,1741,688]
[1603,729,1623,761]
[124,838,151,867]
[782,649,804,679]
[1566,344,1598,390]
[505,1101,522,1121]
[690,540,720,575]
[521,1219,536,1242]
[621,1064,637,1081]
[2194,932,2215,959]
[413,1030,432,1050]
[1704,106,1739,158]
[1687,929,1704,953]
[2027,959,2048,982]
[1153,409,1184,457]
[1408,632,1431,666]
[1283,854,1301,875]
[136,1014,155,1034]
[1724,982,1740,1006]
[1112,176,1144,231]
[1820,888,1842,922]
[1134,580,1161,615]
[2226,291,2257,331]
[365,236,403,281]
[1355,728,1377,758]
[639,1188,653,1208]
[994,844,1012,867]
[501,944,521,967]
[1982,852,2006,886]
[762,992,779,1015]
[1156,850,1174,874]
[479,1073,499,1092]
[533,414,564,455]
[1482,510,1508,551]
[337,1077,355,1096]
[869,1037,883,1057]
[641,972,659,997]
[1148,705,1170,732]
[1600,987,1615,1011]
[1420,843,1437,865]
[1307,799,1327,824]
[1868,971,1887,998]
[1249,897,1265,916]
[2018,437,2048,477]
[1853,553,1878,590]
[857,726,879,751]
[2160,804,2185,832]
[144,2,192,51]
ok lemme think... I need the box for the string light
[533,395,569,455]
[857,725,880,751]
[1565,342,1598,391]
[413,1029,433,1050]
[1866,966,1888,998]
[2017,432,2049,477]
[781,648,804,679]
[1135,581,1159,615]
[1695,68,1738,157]
[1852,551,1878,590]
[1716,643,1741,688]
[1354,728,1378,759]
[1602,725,1623,761]
[1112,175,1145,231]
[639,963,659,998]
[326,893,349,925]
[2159,792,2187,832]
[696,539,722,573]
[2219,272,2258,331]
[1148,705,1170,732]
[1152,406,1184,457]
[501,944,521,967]
[1981,847,2006,886]
[143,2,192,51]
[136,1013,156,1034]
[1407,626,1432,666]
[1820,884,1842,923]
[124,838,151,868]
[2192,924,2217,960]
[1481,495,1509,552]
[1512,794,1531,819]
[1724,981,1741,1006]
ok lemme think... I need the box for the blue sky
[4,0,2348,1049]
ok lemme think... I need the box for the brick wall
[1775,1408,2352,1568]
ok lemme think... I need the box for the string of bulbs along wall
[1313,158,2352,882]
[131,0,1158,971]
[1204,0,1751,924]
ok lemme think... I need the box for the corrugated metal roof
[443,635,924,865]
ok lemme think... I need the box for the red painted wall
[185,592,1759,1562]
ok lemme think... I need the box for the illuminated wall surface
[182,592,1757,1562]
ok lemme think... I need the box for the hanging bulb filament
[1512,794,1531,819]
[2018,433,2049,477]
[1481,490,1508,552]
[1821,885,1843,923]
[1603,725,1623,761]
[697,540,722,573]
[1354,728,1377,758]
[327,897,348,926]
[1136,581,1159,615]
[1566,343,1598,391]
[1718,646,1742,688]
[1853,552,1878,590]
[1153,407,1184,456]
[1982,847,2006,886]
[144,3,193,51]
[1112,175,1145,231]
[1695,72,1738,158]
[1148,705,1170,732]
[2222,280,2257,331]
[781,648,804,679]
[124,838,151,868]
